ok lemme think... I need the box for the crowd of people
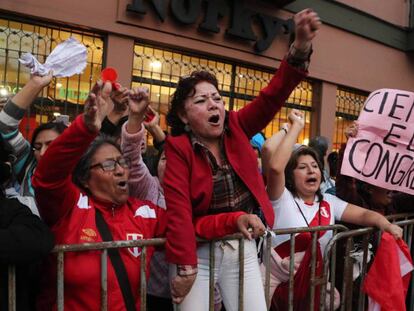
[0,7,411,311]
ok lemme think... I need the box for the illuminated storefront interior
[131,43,314,145]
[0,17,103,139]
[1,15,372,148]
[332,86,368,151]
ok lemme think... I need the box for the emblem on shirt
[80,228,97,242]
[320,206,329,218]
[126,233,144,257]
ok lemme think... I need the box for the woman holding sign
[336,122,396,215]
[262,109,402,311]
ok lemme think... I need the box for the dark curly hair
[167,70,219,136]
[285,146,325,202]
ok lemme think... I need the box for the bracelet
[280,127,288,134]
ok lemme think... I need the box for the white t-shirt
[270,188,348,254]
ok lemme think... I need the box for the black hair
[72,135,121,195]
[308,136,329,168]
[327,151,338,179]
[167,70,219,136]
[0,136,14,194]
[31,121,67,147]
[285,146,325,202]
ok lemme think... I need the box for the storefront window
[0,17,104,139]
[132,43,314,145]
[332,86,368,151]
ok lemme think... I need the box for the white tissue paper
[18,37,87,78]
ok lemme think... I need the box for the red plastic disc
[101,67,118,82]
[145,110,155,122]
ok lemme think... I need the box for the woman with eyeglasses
[31,81,168,310]
[32,82,250,311]
[0,72,67,216]
[163,9,321,311]
[262,109,402,311]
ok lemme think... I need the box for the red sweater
[33,115,168,310]
[33,115,244,310]
[164,59,307,265]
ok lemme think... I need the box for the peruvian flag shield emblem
[126,233,143,257]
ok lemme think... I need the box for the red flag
[363,233,413,311]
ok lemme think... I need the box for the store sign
[126,0,294,52]
[58,88,89,101]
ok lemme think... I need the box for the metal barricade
[320,216,414,311]
[5,214,414,311]
[262,225,349,311]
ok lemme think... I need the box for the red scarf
[271,201,331,311]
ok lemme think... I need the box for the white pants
[172,239,267,311]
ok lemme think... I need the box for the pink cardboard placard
[341,89,414,195]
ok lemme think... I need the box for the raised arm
[335,122,364,205]
[266,110,304,200]
[144,106,166,150]
[32,81,113,226]
[0,73,53,175]
[121,87,162,203]
[261,123,289,178]
[100,86,129,136]
[236,9,320,137]
[12,73,53,111]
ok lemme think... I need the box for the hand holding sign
[345,122,358,139]
[341,89,414,195]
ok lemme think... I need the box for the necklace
[293,199,321,228]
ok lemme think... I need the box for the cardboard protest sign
[341,89,414,195]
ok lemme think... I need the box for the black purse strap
[95,209,136,311]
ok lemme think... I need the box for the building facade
[0,0,413,150]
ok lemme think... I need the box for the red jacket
[32,115,243,310]
[164,59,307,265]
[33,115,168,311]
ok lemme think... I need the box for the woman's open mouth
[208,114,220,125]
[305,177,318,185]
[117,181,128,191]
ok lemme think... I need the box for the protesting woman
[33,81,257,311]
[163,8,321,311]
[33,81,168,310]
[0,136,54,311]
[262,109,403,311]
[0,72,66,216]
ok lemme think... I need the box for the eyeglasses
[89,157,130,172]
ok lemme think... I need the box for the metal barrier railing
[320,217,414,311]
[6,215,414,311]
[262,224,349,311]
